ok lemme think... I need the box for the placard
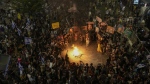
[24,37,32,44]
[52,22,60,29]
[133,0,139,4]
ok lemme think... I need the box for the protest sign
[96,16,102,23]
[106,26,115,34]
[52,22,60,29]
[24,37,32,44]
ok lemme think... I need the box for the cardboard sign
[52,22,59,29]
[106,26,115,34]
[96,16,102,23]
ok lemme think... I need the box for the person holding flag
[17,13,21,20]
[11,21,16,29]
[17,28,22,36]
[40,54,45,73]
[41,56,45,65]
[26,17,30,26]
[18,61,24,78]
[39,52,45,65]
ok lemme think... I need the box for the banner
[106,26,115,34]
[96,16,102,23]
[52,22,60,29]
[24,37,32,44]
[100,22,107,26]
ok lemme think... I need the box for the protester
[0,0,149,84]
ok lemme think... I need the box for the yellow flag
[17,13,21,20]
[52,22,60,29]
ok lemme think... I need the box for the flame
[73,47,80,56]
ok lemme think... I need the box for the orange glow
[73,47,80,56]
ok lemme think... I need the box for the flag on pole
[41,56,45,65]
[17,13,21,20]
[12,21,16,29]
[3,55,11,77]
[18,62,23,75]
[27,18,30,24]
[25,25,31,32]
[17,28,22,36]
[26,18,30,26]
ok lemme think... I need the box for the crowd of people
[0,0,150,84]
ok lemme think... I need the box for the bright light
[73,47,80,56]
